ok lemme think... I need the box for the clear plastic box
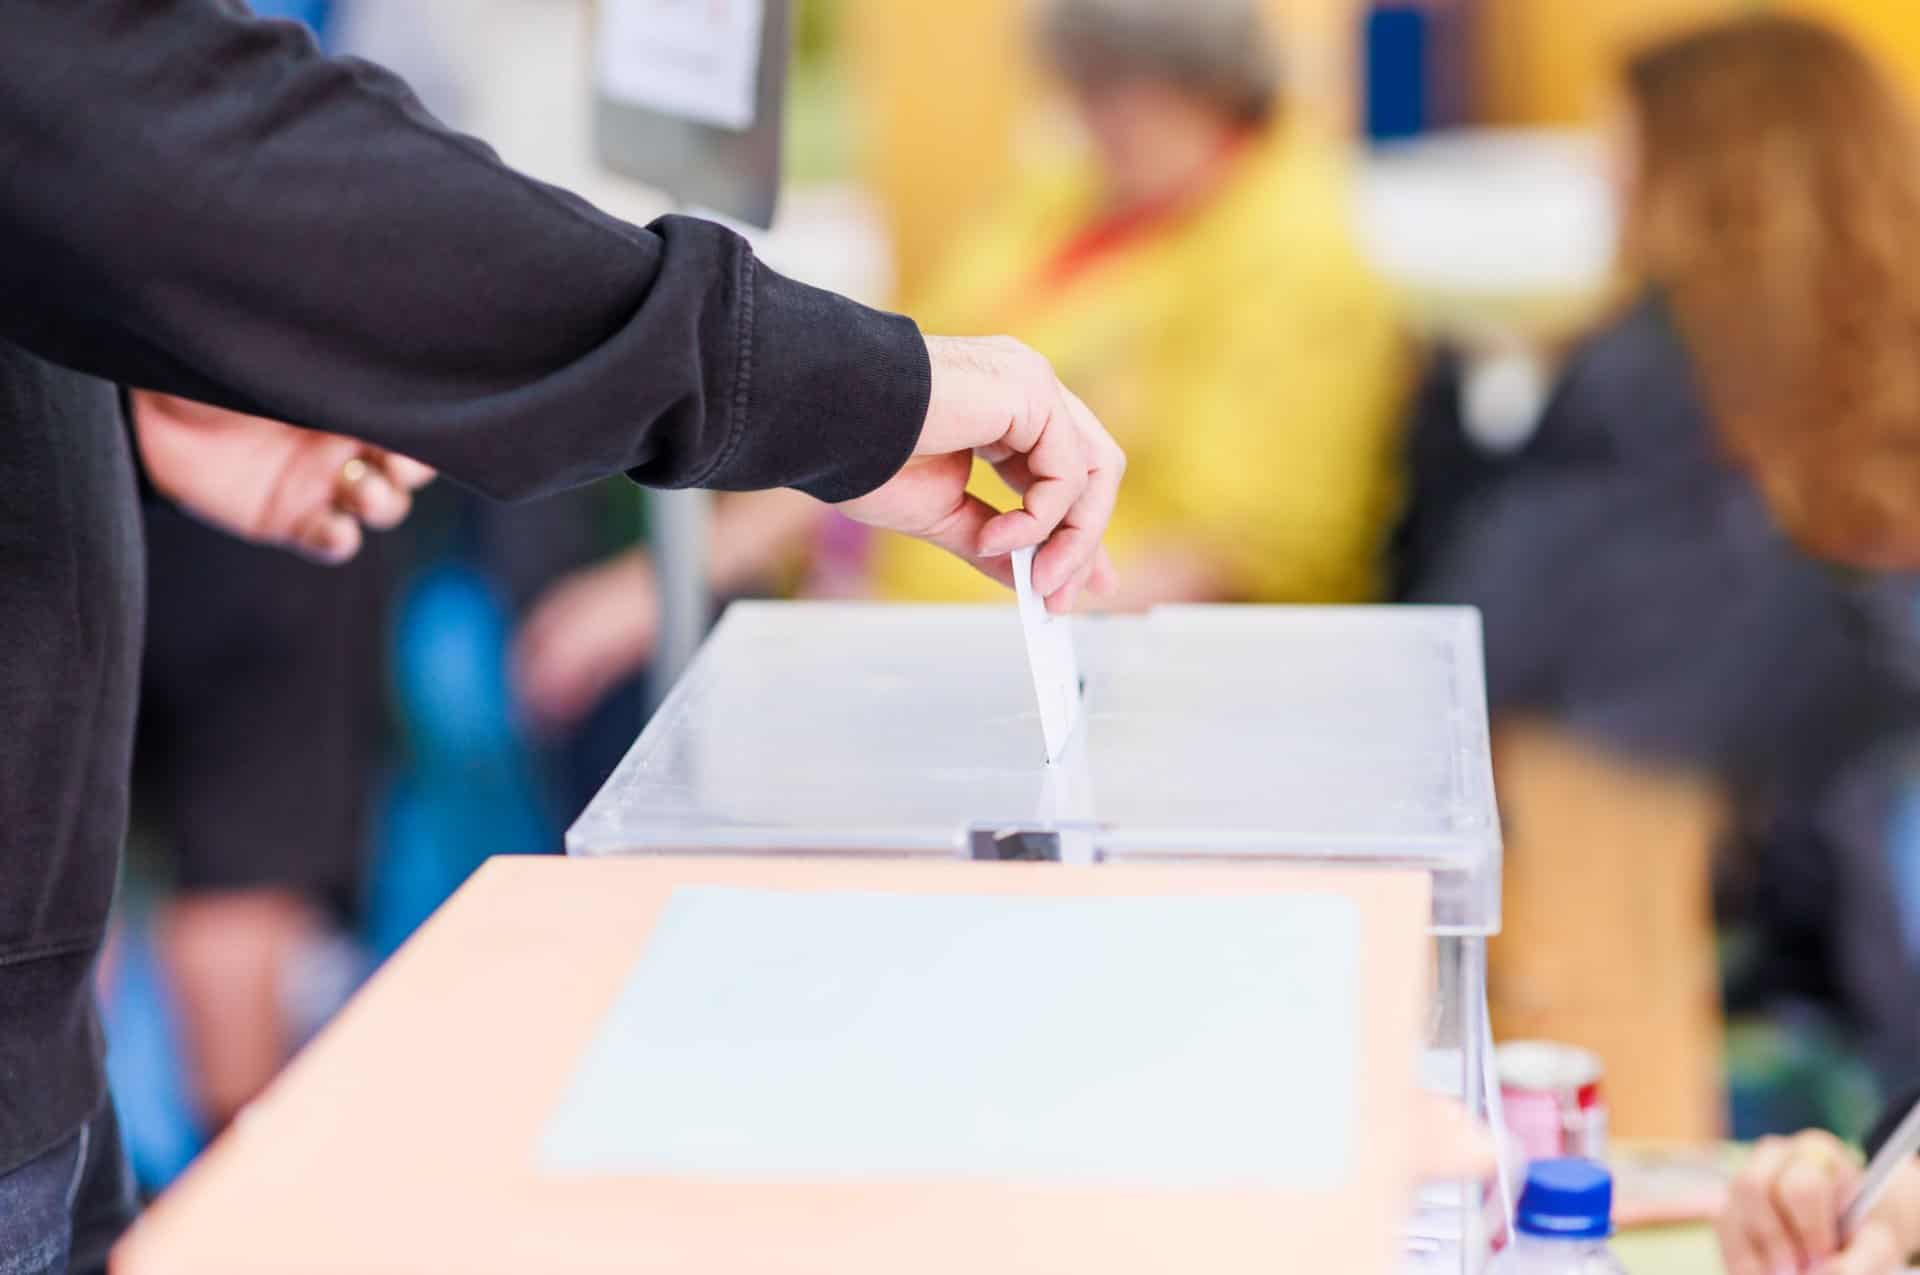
[568,602,1504,1271]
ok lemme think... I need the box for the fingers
[1722,1138,1804,1275]
[977,391,1088,559]
[876,335,1124,598]
[334,449,434,530]
[1408,1093,1499,1183]
[1720,1134,1862,1275]
[1825,1219,1903,1275]
[1088,547,1118,595]
[977,384,1124,608]
[513,607,612,733]
[333,455,413,531]
[374,451,437,491]
[512,558,666,733]
[286,506,364,565]
[918,492,1021,590]
[1773,1135,1851,1266]
[1033,388,1123,603]
[287,447,428,561]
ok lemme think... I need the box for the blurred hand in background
[1715,1130,1920,1275]
[514,552,662,735]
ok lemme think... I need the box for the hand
[130,391,434,564]
[836,335,1124,614]
[1411,1093,1499,1184]
[512,553,661,734]
[1716,1130,1920,1275]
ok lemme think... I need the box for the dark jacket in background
[1398,293,1920,1088]
[1399,293,1914,791]
[0,0,931,1171]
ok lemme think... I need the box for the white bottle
[1492,1158,1629,1275]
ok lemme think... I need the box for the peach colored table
[115,856,1430,1275]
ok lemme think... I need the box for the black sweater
[0,0,930,1170]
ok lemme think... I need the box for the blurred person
[1399,14,1920,1273]
[1624,19,1920,1275]
[876,0,1406,609]
[126,0,463,1152]
[132,509,386,1139]
[0,4,1124,1270]
[514,0,1407,732]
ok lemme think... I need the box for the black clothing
[133,502,388,921]
[1400,294,1914,790]
[0,0,930,1172]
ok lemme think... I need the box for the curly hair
[1623,14,1920,565]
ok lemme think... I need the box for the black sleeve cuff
[703,256,929,504]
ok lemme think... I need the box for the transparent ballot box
[568,602,1505,1271]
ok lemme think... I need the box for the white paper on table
[1012,546,1082,764]
[596,0,765,132]
[537,885,1361,1186]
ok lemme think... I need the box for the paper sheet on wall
[538,885,1360,1186]
[597,0,765,132]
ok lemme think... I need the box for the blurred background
[104,0,1920,1198]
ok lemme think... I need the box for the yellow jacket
[871,124,1409,604]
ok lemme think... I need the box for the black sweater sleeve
[0,0,927,504]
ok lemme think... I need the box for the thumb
[1825,1217,1902,1275]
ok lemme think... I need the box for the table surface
[116,856,1433,1275]
[1616,1224,1720,1275]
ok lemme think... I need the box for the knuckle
[1015,346,1054,385]
[1778,1178,1821,1216]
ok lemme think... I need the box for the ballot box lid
[568,603,1501,935]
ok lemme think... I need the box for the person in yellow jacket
[511,0,1411,729]
[875,0,1410,609]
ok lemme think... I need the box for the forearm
[0,0,927,503]
[709,491,827,595]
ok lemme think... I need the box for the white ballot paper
[1012,546,1083,764]
[597,0,766,132]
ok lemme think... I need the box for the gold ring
[334,456,371,511]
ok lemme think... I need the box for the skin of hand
[1411,1092,1500,1184]
[1088,546,1232,613]
[837,335,1124,615]
[512,490,821,734]
[513,551,662,734]
[1716,1129,1920,1275]
[130,390,434,564]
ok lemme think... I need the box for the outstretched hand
[836,336,1124,614]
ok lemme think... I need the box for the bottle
[1492,1158,1629,1274]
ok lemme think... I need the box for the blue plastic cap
[1516,1158,1613,1240]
